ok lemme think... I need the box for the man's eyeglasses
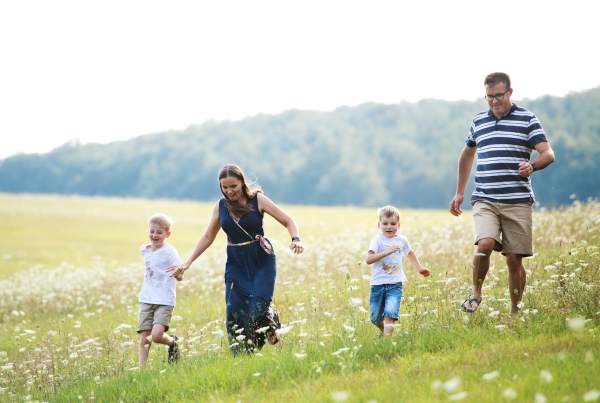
[485,89,510,102]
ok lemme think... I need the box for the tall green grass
[0,194,598,402]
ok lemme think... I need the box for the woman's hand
[166,262,190,278]
[289,241,304,254]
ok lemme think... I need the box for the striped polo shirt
[466,103,548,204]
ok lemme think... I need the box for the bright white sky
[1,1,599,159]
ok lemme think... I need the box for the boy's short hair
[148,213,173,232]
[378,205,400,222]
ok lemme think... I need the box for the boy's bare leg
[139,330,152,368]
[151,324,174,346]
[375,316,396,336]
[506,254,526,315]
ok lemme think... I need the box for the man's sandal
[460,296,481,313]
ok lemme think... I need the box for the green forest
[1,87,599,208]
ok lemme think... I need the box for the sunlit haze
[1,1,598,159]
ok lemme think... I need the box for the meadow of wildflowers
[0,194,598,402]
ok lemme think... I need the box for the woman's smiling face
[220,176,244,202]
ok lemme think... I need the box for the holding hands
[166,263,189,279]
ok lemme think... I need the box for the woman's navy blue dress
[219,196,277,349]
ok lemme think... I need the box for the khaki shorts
[137,303,174,333]
[471,199,534,257]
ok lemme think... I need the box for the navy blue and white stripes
[466,103,548,204]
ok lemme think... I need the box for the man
[449,72,555,315]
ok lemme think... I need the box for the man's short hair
[148,213,173,232]
[378,206,400,222]
[484,72,511,91]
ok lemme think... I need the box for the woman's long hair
[218,164,263,217]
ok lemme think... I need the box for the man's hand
[449,194,464,217]
[518,161,535,178]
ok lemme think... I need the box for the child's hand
[385,245,401,255]
[418,267,431,277]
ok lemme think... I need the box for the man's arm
[449,145,477,217]
[518,141,555,177]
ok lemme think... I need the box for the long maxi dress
[219,196,277,352]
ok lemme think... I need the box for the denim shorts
[369,283,403,325]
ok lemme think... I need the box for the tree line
[1,87,599,208]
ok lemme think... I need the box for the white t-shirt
[368,233,411,286]
[139,243,182,306]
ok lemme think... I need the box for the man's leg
[506,253,526,314]
[468,201,503,312]
[471,238,496,301]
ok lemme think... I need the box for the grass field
[0,193,599,402]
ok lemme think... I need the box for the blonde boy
[138,213,183,367]
[366,206,430,336]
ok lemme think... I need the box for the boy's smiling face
[148,223,170,250]
[378,216,400,238]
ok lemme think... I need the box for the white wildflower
[235,335,246,341]
[331,391,350,402]
[489,310,500,317]
[567,317,586,333]
[535,393,547,403]
[585,351,594,363]
[583,389,600,401]
[350,298,363,305]
[449,391,468,401]
[343,324,355,333]
[482,370,499,380]
[362,275,371,280]
[235,328,244,334]
[294,353,306,359]
[275,326,293,335]
[443,377,460,392]
[503,388,517,400]
[253,373,261,376]
[255,326,270,334]
[539,370,553,383]
[172,316,182,322]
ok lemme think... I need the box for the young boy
[366,206,430,336]
[138,213,183,367]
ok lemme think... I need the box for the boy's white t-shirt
[368,233,411,286]
[139,243,182,307]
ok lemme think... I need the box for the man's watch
[292,237,300,242]
[531,162,538,172]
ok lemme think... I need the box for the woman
[167,164,304,353]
